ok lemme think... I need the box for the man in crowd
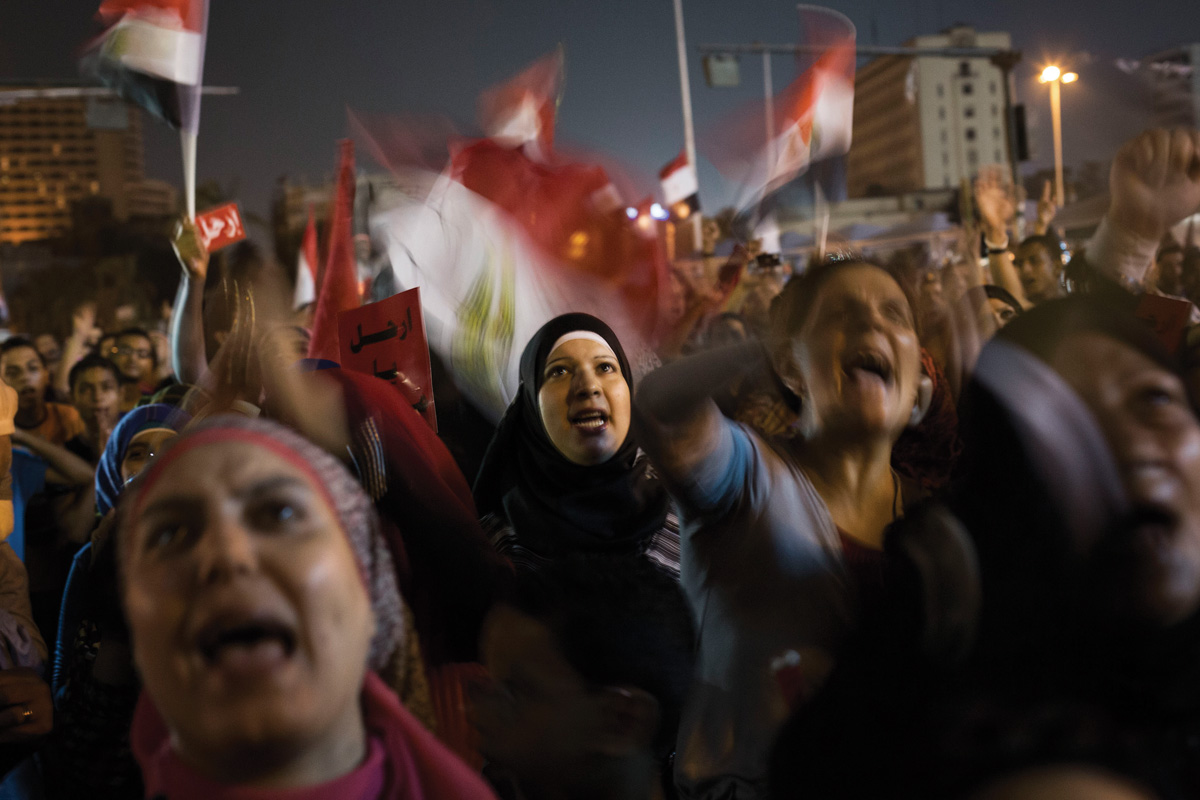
[1,337,86,449]
[67,354,122,464]
[109,327,160,409]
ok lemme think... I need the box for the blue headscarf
[95,404,190,516]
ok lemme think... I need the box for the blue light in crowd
[650,203,668,220]
[626,207,639,219]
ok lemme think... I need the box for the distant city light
[626,207,638,219]
[650,203,669,221]
[1061,72,1078,84]
[1039,65,1061,83]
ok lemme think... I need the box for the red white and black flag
[701,5,855,211]
[82,0,209,133]
[659,150,700,218]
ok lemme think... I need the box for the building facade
[0,82,176,245]
[848,27,1013,198]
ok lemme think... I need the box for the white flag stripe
[661,163,698,206]
[101,16,204,86]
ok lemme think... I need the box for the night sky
[1,0,1194,222]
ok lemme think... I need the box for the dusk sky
[1,0,1194,220]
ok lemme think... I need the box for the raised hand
[71,302,99,343]
[1108,129,1200,242]
[1034,180,1058,235]
[974,165,1015,241]
[172,215,210,282]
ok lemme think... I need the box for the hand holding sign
[195,202,248,253]
[339,289,436,431]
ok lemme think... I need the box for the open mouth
[843,350,894,386]
[196,616,297,667]
[570,409,609,432]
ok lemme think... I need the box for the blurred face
[785,265,925,440]
[72,366,120,429]
[34,334,61,367]
[987,298,1019,330]
[538,338,631,466]
[1049,332,1200,626]
[1156,251,1185,296]
[120,429,178,484]
[1,346,47,414]
[475,605,597,788]
[1014,242,1061,304]
[114,334,154,383]
[122,441,373,776]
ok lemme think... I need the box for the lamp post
[1039,65,1077,208]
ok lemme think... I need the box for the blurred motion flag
[307,140,362,362]
[701,5,855,211]
[477,46,565,161]
[294,208,319,310]
[366,52,668,421]
[82,0,208,133]
[660,150,700,218]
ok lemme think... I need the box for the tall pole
[1049,78,1064,208]
[763,50,776,170]
[672,0,698,189]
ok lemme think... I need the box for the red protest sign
[196,202,247,252]
[337,288,437,431]
[1135,293,1193,356]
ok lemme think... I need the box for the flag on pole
[701,6,855,211]
[659,150,700,217]
[307,141,362,362]
[477,46,565,161]
[83,0,210,219]
[83,0,208,133]
[294,208,320,310]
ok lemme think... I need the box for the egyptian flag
[293,209,320,310]
[82,0,208,132]
[477,46,564,162]
[701,6,855,211]
[659,150,700,219]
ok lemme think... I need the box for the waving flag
[477,46,565,161]
[83,0,208,132]
[660,150,700,218]
[307,141,362,362]
[701,5,855,211]
[364,52,668,420]
[293,208,320,310]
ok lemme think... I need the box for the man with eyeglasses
[108,328,160,411]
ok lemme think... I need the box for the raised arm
[169,217,211,385]
[54,304,101,400]
[633,341,765,488]
[974,165,1031,308]
[1088,129,1200,289]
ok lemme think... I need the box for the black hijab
[473,313,669,558]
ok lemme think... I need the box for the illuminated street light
[1038,65,1077,207]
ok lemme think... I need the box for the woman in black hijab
[474,313,678,577]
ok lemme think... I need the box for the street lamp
[1038,65,1078,208]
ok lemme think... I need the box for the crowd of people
[0,124,1196,800]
